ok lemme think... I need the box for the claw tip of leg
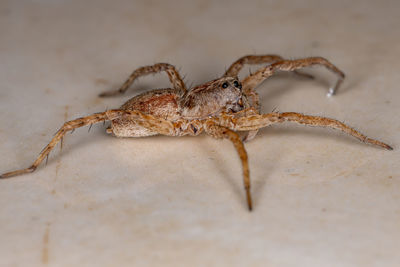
[0,173,11,179]
[326,88,335,97]
[247,197,253,212]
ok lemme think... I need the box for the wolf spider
[0,55,392,211]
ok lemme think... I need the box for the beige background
[0,0,399,266]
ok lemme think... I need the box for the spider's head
[216,77,247,112]
[180,76,248,118]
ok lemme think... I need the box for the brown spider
[0,55,392,211]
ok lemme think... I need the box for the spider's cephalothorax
[1,55,392,211]
[180,77,247,118]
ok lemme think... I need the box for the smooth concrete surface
[0,1,399,266]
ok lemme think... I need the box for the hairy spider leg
[224,55,341,142]
[226,111,392,150]
[99,63,187,97]
[224,54,314,79]
[0,110,177,178]
[205,122,252,210]
[242,57,345,97]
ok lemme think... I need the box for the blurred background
[0,0,399,266]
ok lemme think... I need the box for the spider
[0,55,393,211]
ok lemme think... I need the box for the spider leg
[99,63,187,97]
[225,55,284,77]
[0,109,175,179]
[228,111,392,150]
[239,88,261,142]
[225,54,314,80]
[225,55,284,142]
[241,57,345,97]
[205,122,252,211]
[224,55,320,142]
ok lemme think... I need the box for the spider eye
[233,81,242,89]
[222,82,228,88]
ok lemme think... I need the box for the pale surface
[0,1,399,266]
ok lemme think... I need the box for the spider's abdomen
[109,89,181,137]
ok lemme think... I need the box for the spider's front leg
[242,57,345,97]
[99,63,187,97]
[228,111,392,150]
[224,55,318,142]
[225,54,285,77]
[225,55,286,142]
[224,54,314,79]
[0,110,173,179]
[204,121,252,211]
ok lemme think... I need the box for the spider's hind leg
[0,110,143,178]
[99,63,187,97]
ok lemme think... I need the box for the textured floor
[0,1,399,266]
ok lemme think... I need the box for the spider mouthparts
[237,98,243,107]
